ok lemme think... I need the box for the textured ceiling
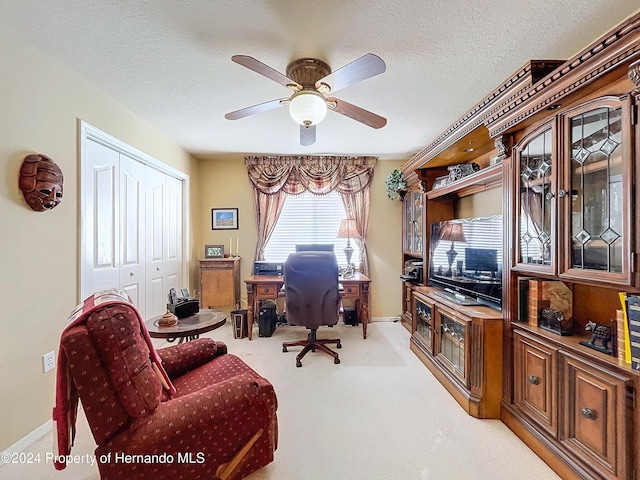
[1,1,638,160]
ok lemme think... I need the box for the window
[264,190,360,267]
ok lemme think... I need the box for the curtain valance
[245,156,377,195]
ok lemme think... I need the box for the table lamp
[439,222,466,276]
[336,218,362,278]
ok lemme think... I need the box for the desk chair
[282,251,342,367]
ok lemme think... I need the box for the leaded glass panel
[569,106,623,272]
[519,128,553,266]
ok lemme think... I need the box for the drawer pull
[528,376,539,385]
[581,407,597,420]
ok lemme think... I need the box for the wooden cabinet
[411,287,503,418]
[513,331,558,437]
[513,96,634,287]
[399,14,640,480]
[561,352,632,480]
[199,258,240,309]
[512,329,633,480]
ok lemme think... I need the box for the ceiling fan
[225,53,387,146]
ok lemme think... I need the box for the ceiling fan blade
[232,55,302,90]
[225,98,288,120]
[327,98,387,129]
[316,53,385,94]
[300,124,316,146]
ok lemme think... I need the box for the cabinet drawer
[342,284,360,297]
[560,352,631,480]
[513,331,557,437]
[256,285,278,297]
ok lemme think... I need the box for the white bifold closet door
[82,136,184,320]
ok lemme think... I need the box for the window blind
[264,190,360,267]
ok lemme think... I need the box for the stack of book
[618,293,640,370]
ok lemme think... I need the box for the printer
[253,261,284,276]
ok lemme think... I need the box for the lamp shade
[439,222,466,243]
[289,91,328,126]
[336,219,362,239]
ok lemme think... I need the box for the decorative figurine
[538,308,573,336]
[19,154,64,211]
[579,320,613,355]
[447,162,480,182]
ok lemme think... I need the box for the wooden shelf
[427,163,503,199]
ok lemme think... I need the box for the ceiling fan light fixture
[289,90,327,126]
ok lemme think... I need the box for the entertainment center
[399,13,640,480]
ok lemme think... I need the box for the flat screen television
[428,215,503,309]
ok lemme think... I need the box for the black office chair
[282,251,342,367]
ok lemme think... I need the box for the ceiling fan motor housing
[286,58,331,89]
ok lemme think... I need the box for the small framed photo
[211,208,238,230]
[432,175,450,190]
[204,244,224,258]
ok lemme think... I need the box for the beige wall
[457,186,503,218]
[0,25,405,452]
[0,27,197,450]
[195,156,405,318]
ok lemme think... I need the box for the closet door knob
[528,375,540,385]
[581,407,597,420]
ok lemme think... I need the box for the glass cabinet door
[515,124,555,273]
[415,296,434,354]
[404,193,412,252]
[403,189,424,256]
[435,309,468,386]
[561,97,630,284]
[412,191,423,255]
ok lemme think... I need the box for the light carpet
[0,317,559,480]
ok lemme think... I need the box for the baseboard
[371,316,396,322]
[1,420,52,456]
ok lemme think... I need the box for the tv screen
[428,215,503,309]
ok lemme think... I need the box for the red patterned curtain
[245,156,376,275]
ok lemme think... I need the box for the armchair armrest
[156,338,227,379]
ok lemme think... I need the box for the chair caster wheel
[337,342,342,349]
[282,347,288,352]
[334,358,340,364]
[296,360,302,367]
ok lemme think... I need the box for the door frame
[78,120,190,303]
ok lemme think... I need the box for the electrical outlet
[43,351,55,373]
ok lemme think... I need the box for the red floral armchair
[55,295,277,480]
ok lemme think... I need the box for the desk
[244,273,371,340]
[145,310,226,343]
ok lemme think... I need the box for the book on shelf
[619,292,640,370]
[616,309,626,363]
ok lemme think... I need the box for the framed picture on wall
[211,208,239,230]
[204,244,224,258]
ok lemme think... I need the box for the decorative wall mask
[19,154,64,211]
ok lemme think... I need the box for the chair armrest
[104,372,274,452]
[156,338,228,379]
